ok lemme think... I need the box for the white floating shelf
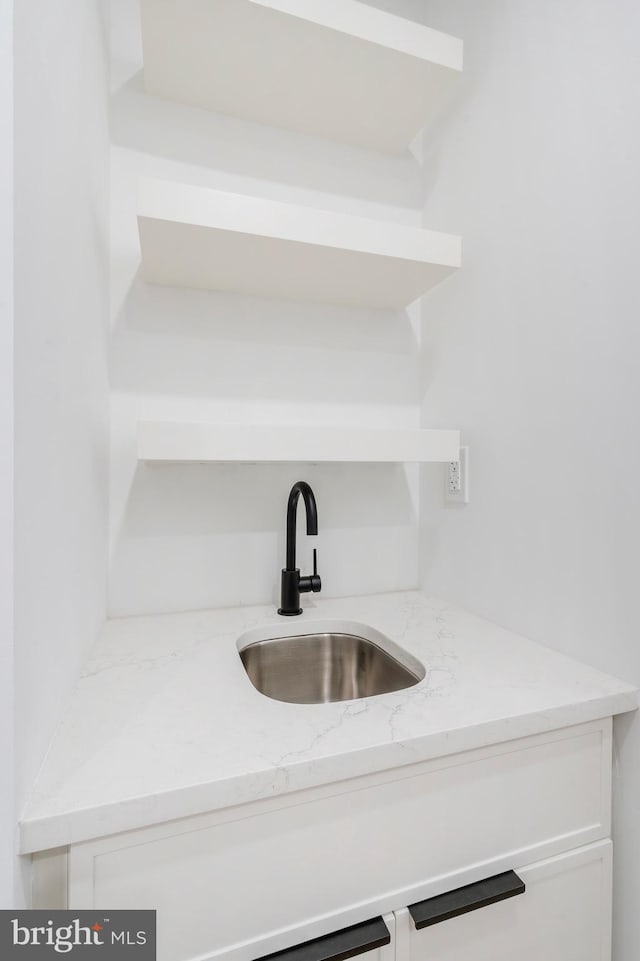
[138,422,460,465]
[138,178,461,309]
[140,0,463,153]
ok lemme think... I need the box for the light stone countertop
[20,590,637,854]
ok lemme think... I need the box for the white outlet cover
[445,446,469,504]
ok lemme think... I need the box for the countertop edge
[19,687,638,855]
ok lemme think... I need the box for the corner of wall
[12,0,111,864]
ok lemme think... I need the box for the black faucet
[278,481,322,616]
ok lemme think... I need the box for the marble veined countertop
[20,591,637,854]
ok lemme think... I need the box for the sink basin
[238,621,425,704]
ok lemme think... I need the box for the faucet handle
[310,548,321,593]
[299,549,322,596]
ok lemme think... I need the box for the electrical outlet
[447,460,460,493]
[445,446,469,504]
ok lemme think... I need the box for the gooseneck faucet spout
[278,481,322,616]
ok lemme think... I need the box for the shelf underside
[138,179,461,309]
[140,0,463,152]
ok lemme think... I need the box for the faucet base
[279,567,302,616]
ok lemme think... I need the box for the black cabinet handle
[408,870,525,930]
[256,917,390,961]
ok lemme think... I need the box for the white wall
[12,0,110,897]
[412,2,640,959]
[107,0,433,617]
[0,0,14,910]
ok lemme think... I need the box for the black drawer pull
[408,870,525,930]
[256,917,390,961]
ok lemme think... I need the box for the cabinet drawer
[68,720,611,961]
[396,841,612,961]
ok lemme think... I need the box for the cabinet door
[394,841,611,961]
[67,721,611,961]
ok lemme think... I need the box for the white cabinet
[245,842,610,961]
[396,843,611,961]
[33,718,615,961]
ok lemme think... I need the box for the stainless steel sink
[238,626,424,704]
